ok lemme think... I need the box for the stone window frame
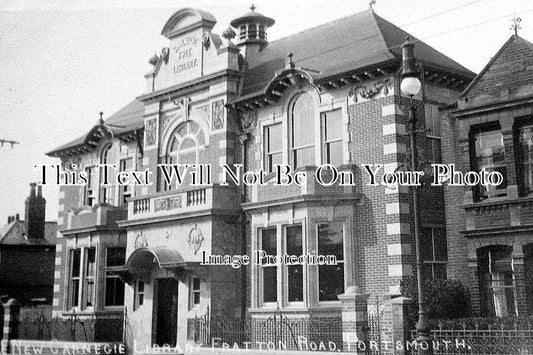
[255,219,308,309]
[67,246,97,312]
[469,121,508,201]
[514,116,533,197]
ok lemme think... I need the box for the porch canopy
[113,246,202,283]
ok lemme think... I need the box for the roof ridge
[267,9,374,47]
[460,35,518,97]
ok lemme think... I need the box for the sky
[0,0,532,224]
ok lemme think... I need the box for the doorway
[154,278,178,346]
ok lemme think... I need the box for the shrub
[400,276,470,327]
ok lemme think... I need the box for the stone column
[1,298,20,354]
[338,286,370,354]
[512,253,528,316]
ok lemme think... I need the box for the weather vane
[510,14,522,36]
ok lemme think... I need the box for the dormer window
[290,93,315,168]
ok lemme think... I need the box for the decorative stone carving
[134,231,148,249]
[161,112,177,133]
[162,47,170,65]
[203,32,211,50]
[145,118,157,147]
[154,196,182,212]
[241,110,258,133]
[188,224,204,255]
[165,229,173,240]
[222,27,236,44]
[212,100,225,130]
[348,79,392,103]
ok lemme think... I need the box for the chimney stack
[25,183,46,239]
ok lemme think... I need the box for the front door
[155,278,178,346]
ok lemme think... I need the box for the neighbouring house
[46,6,474,350]
[443,34,533,318]
[0,183,57,305]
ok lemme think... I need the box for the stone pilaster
[1,298,20,354]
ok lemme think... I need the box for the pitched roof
[0,220,57,246]
[47,99,144,156]
[240,9,474,98]
[460,35,533,99]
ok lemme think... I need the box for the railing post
[1,298,20,354]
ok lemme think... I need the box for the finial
[99,111,104,125]
[369,0,376,10]
[250,4,256,12]
[510,14,522,36]
[286,52,295,69]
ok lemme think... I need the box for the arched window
[100,144,114,205]
[160,121,205,190]
[290,93,315,168]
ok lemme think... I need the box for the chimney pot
[15,214,20,221]
[37,185,42,197]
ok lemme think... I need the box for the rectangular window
[261,228,277,304]
[105,247,126,307]
[420,228,447,279]
[322,109,343,166]
[264,124,282,173]
[134,281,145,310]
[425,104,442,163]
[119,158,133,204]
[190,278,201,308]
[85,248,96,308]
[69,249,81,309]
[84,167,95,206]
[286,225,303,302]
[317,222,344,302]
[517,123,533,196]
[472,127,508,200]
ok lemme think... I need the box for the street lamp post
[400,39,432,354]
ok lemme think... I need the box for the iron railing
[17,309,124,342]
[194,307,343,351]
[410,321,533,354]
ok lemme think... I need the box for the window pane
[261,228,277,257]
[324,110,342,141]
[180,137,196,151]
[420,229,433,262]
[318,222,344,301]
[86,280,95,307]
[326,141,343,166]
[86,248,96,277]
[318,264,344,301]
[286,226,302,256]
[71,249,81,276]
[318,222,343,260]
[106,247,126,267]
[291,93,315,149]
[263,267,277,303]
[193,278,200,290]
[294,146,315,168]
[105,276,125,306]
[71,279,80,307]
[288,265,303,302]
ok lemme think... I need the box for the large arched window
[290,93,315,168]
[160,121,205,190]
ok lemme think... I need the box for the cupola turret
[230,4,275,46]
